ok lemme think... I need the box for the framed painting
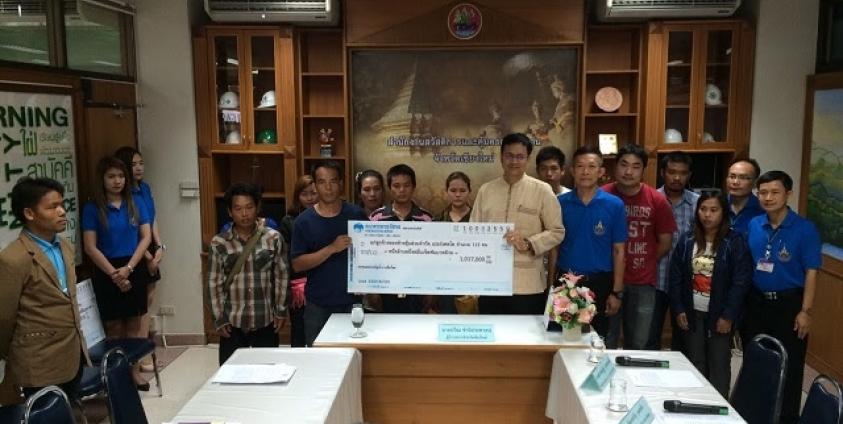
[801,72,843,271]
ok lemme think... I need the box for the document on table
[660,412,745,423]
[348,221,514,295]
[625,369,704,388]
[211,363,296,384]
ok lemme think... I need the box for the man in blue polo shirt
[556,144,627,339]
[726,158,764,235]
[292,160,368,346]
[743,171,821,424]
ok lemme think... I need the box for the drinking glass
[350,303,366,338]
[608,378,628,412]
[587,333,606,363]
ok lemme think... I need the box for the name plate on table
[348,221,514,295]
[619,397,655,424]
[437,324,495,342]
[580,355,616,392]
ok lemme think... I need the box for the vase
[563,324,582,341]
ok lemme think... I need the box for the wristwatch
[610,290,624,300]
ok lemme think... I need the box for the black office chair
[730,333,788,424]
[87,338,161,396]
[23,386,75,424]
[102,348,149,424]
[73,365,104,424]
[0,403,24,424]
[799,374,843,424]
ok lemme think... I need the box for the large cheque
[348,221,514,295]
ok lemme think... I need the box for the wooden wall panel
[807,259,843,383]
[345,0,584,46]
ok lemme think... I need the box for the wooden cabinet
[296,29,350,196]
[194,26,298,246]
[644,20,754,153]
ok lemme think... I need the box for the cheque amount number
[460,255,492,264]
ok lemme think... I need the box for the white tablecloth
[314,313,590,347]
[546,349,746,423]
[169,347,363,424]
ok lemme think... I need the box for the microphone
[664,400,729,415]
[615,355,669,368]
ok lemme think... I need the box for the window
[64,0,132,76]
[0,1,51,66]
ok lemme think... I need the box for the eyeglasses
[727,174,754,182]
[503,153,529,162]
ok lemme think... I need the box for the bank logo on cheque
[353,223,365,233]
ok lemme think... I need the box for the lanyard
[764,226,782,260]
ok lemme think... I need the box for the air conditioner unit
[596,0,741,21]
[204,0,338,25]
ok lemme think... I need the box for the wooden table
[314,314,588,423]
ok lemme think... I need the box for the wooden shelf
[704,104,729,108]
[252,66,275,71]
[706,62,730,66]
[254,107,276,111]
[210,149,285,155]
[666,105,690,109]
[585,113,638,118]
[667,63,692,67]
[586,69,639,75]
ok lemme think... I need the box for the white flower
[566,303,579,314]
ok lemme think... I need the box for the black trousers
[218,324,279,365]
[741,289,806,424]
[478,291,547,315]
[649,289,684,351]
[289,305,306,348]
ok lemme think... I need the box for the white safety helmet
[225,130,241,144]
[219,91,239,109]
[664,128,683,144]
[705,83,722,106]
[257,90,276,109]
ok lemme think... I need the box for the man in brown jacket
[0,177,88,404]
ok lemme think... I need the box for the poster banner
[348,220,514,295]
[0,91,80,259]
[351,49,578,213]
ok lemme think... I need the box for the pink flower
[553,295,570,312]
[578,309,593,324]
[563,272,584,285]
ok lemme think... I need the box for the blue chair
[74,365,104,424]
[102,348,148,424]
[730,334,788,424]
[88,338,161,396]
[799,374,843,424]
[0,403,24,424]
[23,386,75,424]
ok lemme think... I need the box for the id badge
[756,259,774,273]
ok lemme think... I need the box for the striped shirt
[656,187,699,293]
[206,223,289,330]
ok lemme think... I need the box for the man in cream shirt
[471,133,565,314]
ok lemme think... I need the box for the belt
[753,288,803,301]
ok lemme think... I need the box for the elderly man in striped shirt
[206,182,289,365]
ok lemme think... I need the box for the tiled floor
[131,345,818,424]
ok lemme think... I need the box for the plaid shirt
[656,187,699,293]
[206,223,289,330]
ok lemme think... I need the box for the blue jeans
[303,302,353,347]
[619,284,657,350]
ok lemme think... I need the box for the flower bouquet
[544,272,597,340]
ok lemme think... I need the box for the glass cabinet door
[700,30,732,145]
[664,31,693,147]
[211,33,244,148]
[248,34,279,149]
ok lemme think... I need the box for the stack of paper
[211,363,297,384]
[625,369,704,388]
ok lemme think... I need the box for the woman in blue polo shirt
[668,192,752,398]
[116,146,162,372]
[82,156,152,388]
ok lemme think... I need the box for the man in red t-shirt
[602,144,677,349]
